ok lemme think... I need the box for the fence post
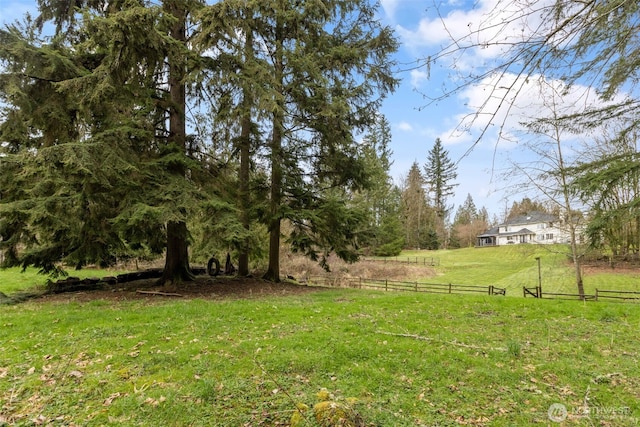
[448,283,452,294]
[523,287,526,298]
[385,279,388,291]
[415,281,418,292]
[489,285,493,295]
[595,289,598,301]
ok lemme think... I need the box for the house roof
[478,211,557,238]
[478,227,499,237]
[502,211,556,226]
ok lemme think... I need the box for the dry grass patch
[280,253,436,282]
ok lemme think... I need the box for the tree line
[0,0,399,283]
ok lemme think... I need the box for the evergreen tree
[1,0,398,282]
[507,198,549,219]
[401,162,437,249]
[196,2,262,276]
[423,138,457,247]
[354,115,403,256]
[201,0,399,281]
[0,0,212,282]
[450,194,488,248]
[572,132,640,256]
[453,194,477,226]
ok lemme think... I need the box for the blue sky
[378,0,538,218]
[376,0,613,219]
[0,0,606,219]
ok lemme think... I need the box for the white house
[477,211,580,247]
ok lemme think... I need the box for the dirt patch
[29,254,435,304]
[36,276,327,304]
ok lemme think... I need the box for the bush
[372,238,404,257]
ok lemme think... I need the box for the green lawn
[0,267,129,297]
[0,268,52,295]
[400,246,640,296]
[1,289,639,426]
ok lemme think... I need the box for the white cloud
[380,0,401,20]
[397,121,413,132]
[396,0,558,66]
[410,69,429,89]
[437,72,624,152]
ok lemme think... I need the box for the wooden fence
[523,286,640,303]
[364,256,440,266]
[307,276,505,296]
[304,277,639,303]
[595,289,640,302]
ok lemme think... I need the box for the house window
[537,234,544,241]
[507,236,513,241]
[546,233,554,240]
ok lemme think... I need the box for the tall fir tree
[507,198,549,219]
[401,162,437,249]
[424,138,457,247]
[0,0,211,282]
[199,0,398,281]
[355,115,403,255]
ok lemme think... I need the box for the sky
[376,0,609,219]
[0,0,605,220]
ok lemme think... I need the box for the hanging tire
[207,257,221,276]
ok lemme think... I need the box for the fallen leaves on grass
[103,392,123,406]
[68,370,83,379]
[144,396,166,406]
[377,330,508,352]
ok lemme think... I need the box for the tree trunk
[571,236,585,298]
[160,0,192,285]
[263,20,284,283]
[263,119,283,282]
[237,106,251,276]
[237,30,253,277]
[161,220,194,284]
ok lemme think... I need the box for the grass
[399,246,640,296]
[0,266,129,297]
[1,289,639,426]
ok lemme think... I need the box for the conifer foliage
[0,0,398,282]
